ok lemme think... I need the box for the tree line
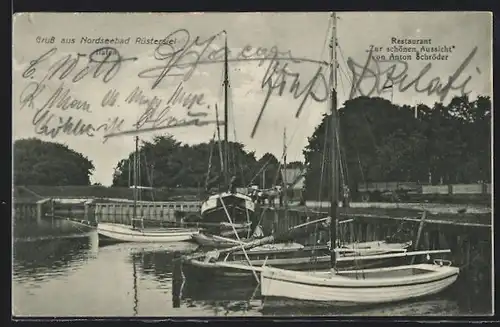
[14,138,95,186]
[14,95,491,200]
[110,135,300,190]
[303,95,491,200]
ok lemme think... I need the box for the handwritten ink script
[136,28,330,137]
[17,28,481,143]
[103,82,219,139]
[253,54,329,137]
[18,47,138,142]
[22,47,138,84]
[347,46,479,101]
[137,29,311,89]
[18,29,332,142]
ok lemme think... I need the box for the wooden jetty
[13,198,52,223]
[13,198,203,226]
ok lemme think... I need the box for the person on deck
[252,224,265,239]
[228,175,237,193]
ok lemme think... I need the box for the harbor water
[12,217,493,317]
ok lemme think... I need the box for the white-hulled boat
[97,222,199,243]
[260,260,459,306]
[97,136,200,245]
[259,12,460,306]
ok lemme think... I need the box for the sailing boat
[259,13,459,306]
[194,34,256,245]
[97,136,200,244]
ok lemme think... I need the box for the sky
[12,12,492,186]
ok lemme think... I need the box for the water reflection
[175,259,492,316]
[13,232,97,285]
[259,298,462,316]
[176,273,464,316]
[12,219,492,317]
[14,217,93,240]
[177,276,263,316]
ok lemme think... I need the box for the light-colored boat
[97,222,199,243]
[96,136,200,244]
[337,240,412,257]
[191,222,253,248]
[258,12,460,306]
[260,260,459,306]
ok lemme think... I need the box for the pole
[329,12,339,270]
[223,34,229,188]
[262,168,266,189]
[283,128,288,211]
[128,158,131,187]
[133,136,138,224]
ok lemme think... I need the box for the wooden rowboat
[182,240,413,279]
[260,260,459,306]
[97,222,200,244]
[191,232,251,248]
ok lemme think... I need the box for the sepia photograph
[12,11,493,317]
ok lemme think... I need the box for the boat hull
[201,193,255,225]
[97,223,199,243]
[182,242,409,280]
[191,232,251,248]
[260,264,459,306]
[183,254,405,279]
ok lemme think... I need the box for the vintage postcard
[12,12,493,317]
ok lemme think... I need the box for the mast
[283,128,288,212]
[133,136,139,223]
[215,104,224,192]
[329,12,339,270]
[223,34,230,188]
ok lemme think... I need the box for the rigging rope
[281,16,333,159]
[205,131,216,191]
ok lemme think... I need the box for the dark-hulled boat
[198,35,256,233]
[200,192,255,227]
[182,240,413,281]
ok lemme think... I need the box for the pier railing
[93,201,202,225]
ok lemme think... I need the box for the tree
[254,153,282,188]
[14,138,95,186]
[286,161,305,169]
[111,135,260,190]
[302,95,491,200]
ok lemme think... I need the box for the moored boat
[198,35,256,229]
[201,192,255,226]
[97,222,200,244]
[182,240,413,280]
[191,221,254,248]
[260,260,459,306]
[97,136,200,245]
[259,12,460,307]
[191,232,250,248]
